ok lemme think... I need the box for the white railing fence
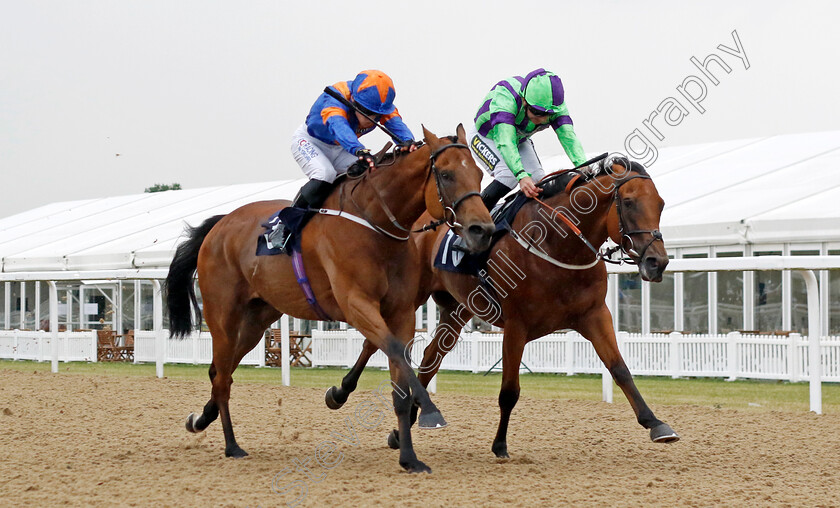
[0,329,264,366]
[310,330,840,383]
[0,330,98,362]
[3,328,839,383]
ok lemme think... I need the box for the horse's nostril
[469,224,493,240]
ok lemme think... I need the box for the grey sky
[2,1,838,219]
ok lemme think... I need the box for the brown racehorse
[164,125,494,473]
[329,156,679,458]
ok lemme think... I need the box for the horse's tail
[164,214,226,339]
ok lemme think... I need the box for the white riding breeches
[290,124,359,183]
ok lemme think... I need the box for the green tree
[144,183,182,193]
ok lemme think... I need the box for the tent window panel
[829,250,840,335]
[0,286,5,329]
[716,252,743,334]
[683,253,708,333]
[650,272,675,332]
[619,273,642,333]
[754,251,782,332]
[790,250,820,334]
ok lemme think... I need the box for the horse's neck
[518,174,615,262]
[341,149,429,228]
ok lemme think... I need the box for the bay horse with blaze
[331,156,679,458]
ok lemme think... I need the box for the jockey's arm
[321,107,366,154]
[381,109,416,144]
[490,122,530,182]
[550,105,587,167]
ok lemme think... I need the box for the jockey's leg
[480,179,514,211]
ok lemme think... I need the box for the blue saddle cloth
[432,193,530,276]
[256,207,311,256]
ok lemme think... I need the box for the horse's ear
[455,123,467,144]
[422,124,440,151]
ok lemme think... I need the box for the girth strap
[291,250,332,321]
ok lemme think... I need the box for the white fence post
[427,297,437,394]
[91,330,98,363]
[193,331,199,365]
[152,280,164,379]
[345,330,354,368]
[669,331,681,378]
[48,281,58,373]
[789,333,800,383]
[12,328,19,362]
[727,331,740,381]
[797,270,822,414]
[565,332,574,375]
[258,328,266,368]
[281,315,290,386]
[471,333,479,374]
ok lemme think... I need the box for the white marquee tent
[2,130,839,272]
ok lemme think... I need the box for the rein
[343,140,480,241]
[522,170,663,269]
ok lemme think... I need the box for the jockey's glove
[355,148,375,167]
[395,140,418,153]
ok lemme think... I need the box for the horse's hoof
[401,459,431,474]
[418,410,447,430]
[387,429,400,450]
[492,442,509,459]
[185,413,201,433]
[650,423,680,443]
[324,386,344,410]
[225,446,249,458]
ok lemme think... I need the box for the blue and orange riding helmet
[350,70,397,116]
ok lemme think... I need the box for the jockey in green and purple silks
[467,68,587,211]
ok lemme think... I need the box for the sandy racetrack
[1,369,838,507]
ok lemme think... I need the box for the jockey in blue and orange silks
[270,69,416,250]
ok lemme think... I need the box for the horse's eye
[623,198,634,209]
[441,171,455,181]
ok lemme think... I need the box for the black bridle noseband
[427,142,482,229]
[604,173,664,265]
[346,140,482,240]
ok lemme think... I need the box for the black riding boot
[481,179,514,212]
[270,179,335,252]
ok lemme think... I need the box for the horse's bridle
[346,141,482,240]
[427,142,482,230]
[528,168,664,267]
[606,173,664,265]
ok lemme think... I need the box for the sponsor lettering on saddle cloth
[433,193,530,276]
[432,155,606,277]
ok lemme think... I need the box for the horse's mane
[371,135,458,167]
[538,156,649,199]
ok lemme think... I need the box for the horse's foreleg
[578,306,680,443]
[389,302,470,447]
[491,325,526,458]
[325,339,378,410]
[338,294,435,472]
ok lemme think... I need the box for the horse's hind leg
[193,295,281,458]
[578,305,679,443]
[186,363,220,432]
[325,339,378,410]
